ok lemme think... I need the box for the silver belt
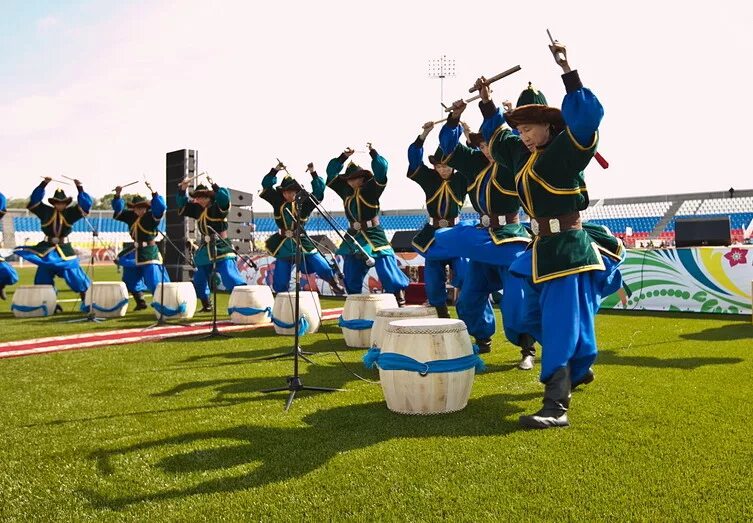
[284,230,294,239]
[480,215,504,227]
[46,237,68,245]
[530,218,561,235]
[351,220,376,231]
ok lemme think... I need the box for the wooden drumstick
[467,65,522,93]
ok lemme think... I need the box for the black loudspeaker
[308,234,338,255]
[675,217,731,248]
[390,230,417,252]
[164,149,198,281]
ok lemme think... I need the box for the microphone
[356,249,375,267]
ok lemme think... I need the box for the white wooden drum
[11,285,57,318]
[152,282,197,320]
[83,281,129,318]
[369,305,438,349]
[228,285,274,325]
[272,291,322,335]
[341,293,398,348]
[378,318,476,415]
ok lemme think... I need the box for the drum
[228,285,274,325]
[82,281,129,318]
[272,291,322,335]
[340,293,398,348]
[369,305,438,349]
[378,318,477,415]
[152,282,197,320]
[11,285,57,318]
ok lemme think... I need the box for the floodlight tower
[428,55,456,117]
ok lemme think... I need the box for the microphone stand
[192,225,230,340]
[260,190,342,411]
[65,212,105,323]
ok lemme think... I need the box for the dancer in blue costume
[260,161,344,294]
[176,179,247,312]
[0,192,20,300]
[425,81,534,362]
[406,122,469,318]
[488,38,624,428]
[14,177,93,311]
[326,145,410,305]
[112,184,170,310]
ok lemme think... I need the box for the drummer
[0,191,19,300]
[260,161,344,294]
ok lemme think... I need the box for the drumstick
[467,65,522,93]
[113,180,139,191]
[41,176,71,185]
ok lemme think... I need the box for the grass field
[1,266,752,520]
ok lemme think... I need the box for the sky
[1,0,752,212]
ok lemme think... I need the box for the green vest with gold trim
[178,187,235,267]
[26,203,85,259]
[114,210,162,265]
[408,165,467,252]
[259,185,318,259]
[490,126,623,282]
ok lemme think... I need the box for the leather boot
[572,368,595,391]
[435,304,450,318]
[518,334,536,371]
[327,276,345,296]
[200,297,213,312]
[394,289,406,307]
[475,337,492,354]
[133,292,148,311]
[0,285,6,301]
[519,367,571,429]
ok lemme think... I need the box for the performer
[488,39,624,428]
[14,177,92,309]
[260,161,344,294]
[407,123,468,318]
[0,192,19,300]
[423,89,534,362]
[176,180,247,312]
[326,144,410,305]
[112,185,170,310]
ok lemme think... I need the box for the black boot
[572,368,595,391]
[327,276,345,296]
[518,334,536,371]
[133,292,148,311]
[54,304,63,314]
[0,285,6,301]
[519,367,571,429]
[394,289,406,308]
[200,297,213,312]
[475,337,492,354]
[80,292,88,313]
[435,304,450,318]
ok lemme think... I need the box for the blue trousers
[122,264,170,294]
[424,257,467,307]
[455,261,500,340]
[343,254,410,294]
[272,253,335,293]
[426,222,526,267]
[34,262,90,293]
[509,251,623,383]
[0,261,19,286]
[193,258,247,300]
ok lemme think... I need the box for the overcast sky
[1,0,752,211]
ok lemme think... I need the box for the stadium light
[428,55,455,117]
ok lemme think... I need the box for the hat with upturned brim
[340,161,373,181]
[48,189,72,205]
[189,183,215,198]
[276,176,303,193]
[428,146,449,166]
[504,82,565,132]
[127,195,151,209]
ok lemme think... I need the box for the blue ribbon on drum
[227,306,272,318]
[272,315,310,336]
[79,299,129,313]
[151,301,187,317]
[363,345,486,375]
[337,316,374,330]
[11,303,50,316]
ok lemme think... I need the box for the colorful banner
[600,247,752,315]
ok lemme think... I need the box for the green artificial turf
[0,267,752,520]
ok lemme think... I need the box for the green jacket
[113,194,165,265]
[326,150,394,257]
[260,171,324,259]
[176,185,235,267]
[27,199,86,259]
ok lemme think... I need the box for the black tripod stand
[261,190,341,410]
[193,228,230,340]
[66,214,105,323]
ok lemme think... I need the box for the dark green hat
[505,82,565,131]
[340,161,373,181]
[428,146,448,166]
[276,176,303,193]
[127,195,151,209]
[48,188,72,205]
[189,183,215,198]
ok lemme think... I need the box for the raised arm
[213,185,231,212]
[75,181,92,214]
[27,178,50,214]
[326,148,354,198]
[369,144,388,185]
[111,186,133,222]
[473,76,507,143]
[260,164,283,206]
[0,192,6,216]
[150,192,166,219]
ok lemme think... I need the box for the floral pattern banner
[601,247,752,315]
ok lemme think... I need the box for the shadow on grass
[597,350,744,369]
[599,309,751,322]
[679,323,753,342]
[82,392,536,509]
